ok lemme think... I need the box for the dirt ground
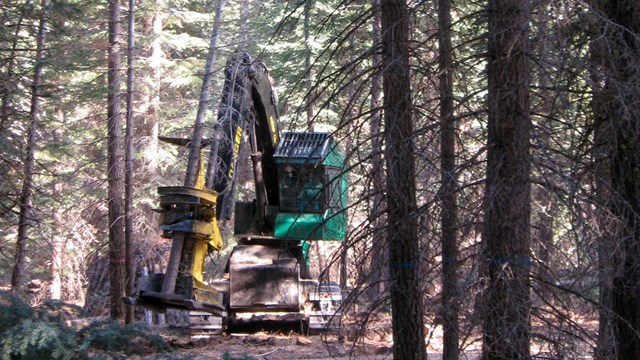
[150,332,390,360]
[138,321,477,360]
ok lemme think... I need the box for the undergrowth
[0,291,169,359]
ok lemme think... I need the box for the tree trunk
[124,0,136,324]
[592,77,615,359]
[481,0,532,358]
[367,0,388,304]
[11,0,48,291]
[237,0,249,50]
[107,0,127,320]
[204,0,226,189]
[598,0,640,358]
[304,0,314,130]
[530,2,557,299]
[50,174,65,300]
[438,0,459,357]
[161,0,225,294]
[380,0,427,358]
[146,0,163,172]
[590,10,615,357]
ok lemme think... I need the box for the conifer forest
[1,0,639,358]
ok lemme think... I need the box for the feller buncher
[125,53,348,336]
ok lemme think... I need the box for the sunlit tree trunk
[304,0,314,130]
[481,0,532,357]
[237,0,249,50]
[107,0,126,320]
[11,0,48,291]
[380,0,427,358]
[50,128,66,300]
[50,181,63,300]
[124,0,136,324]
[367,0,387,304]
[146,0,163,171]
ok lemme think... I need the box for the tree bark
[107,0,127,320]
[367,0,388,304]
[146,0,163,172]
[380,0,427,358]
[304,0,314,130]
[481,0,532,358]
[438,0,459,357]
[596,0,640,358]
[590,9,615,357]
[124,0,136,324]
[11,0,48,291]
[237,0,249,50]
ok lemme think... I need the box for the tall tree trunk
[530,0,557,299]
[380,0,427,358]
[592,78,615,359]
[481,0,532,358]
[438,0,459,357]
[146,0,163,172]
[590,11,614,357]
[124,0,136,324]
[49,107,66,300]
[161,0,225,294]
[107,0,127,320]
[304,0,314,130]
[367,0,387,304]
[204,0,227,189]
[237,0,249,50]
[11,0,48,291]
[597,0,640,358]
[50,235,63,299]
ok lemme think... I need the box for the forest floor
[150,331,395,360]
[136,316,481,360]
[4,283,596,359]
[135,307,598,360]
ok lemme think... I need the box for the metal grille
[274,132,331,160]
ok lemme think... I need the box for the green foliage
[1,319,76,360]
[0,291,168,359]
[0,291,33,335]
[0,291,75,360]
[77,319,168,355]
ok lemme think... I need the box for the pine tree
[107,0,126,320]
[380,0,427,358]
[481,0,532,357]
